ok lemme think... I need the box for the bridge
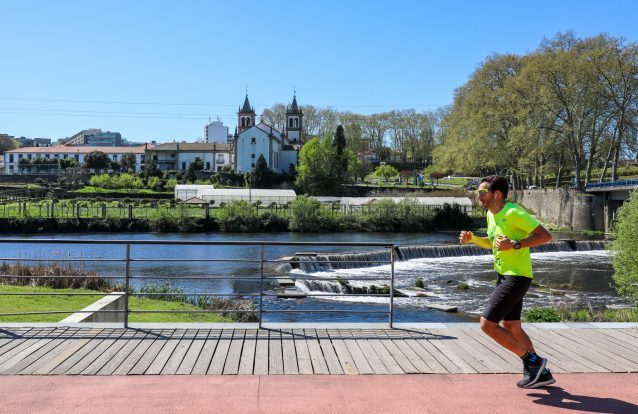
[585,179,638,231]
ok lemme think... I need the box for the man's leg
[501,320,535,354]
[480,317,527,357]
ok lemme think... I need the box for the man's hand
[495,235,515,251]
[459,231,474,244]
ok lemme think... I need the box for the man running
[460,175,555,388]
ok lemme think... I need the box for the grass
[71,186,172,194]
[524,305,638,322]
[0,285,235,323]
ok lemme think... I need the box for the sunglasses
[476,189,490,196]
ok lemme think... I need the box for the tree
[335,125,346,155]
[0,136,19,153]
[296,135,356,195]
[142,159,162,179]
[121,153,137,172]
[374,164,399,183]
[83,151,111,171]
[610,192,638,302]
[252,154,271,188]
[186,157,204,182]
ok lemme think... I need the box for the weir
[290,240,607,273]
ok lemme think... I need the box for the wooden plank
[268,329,284,375]
[113,329,168,375]
[450,329,511,373]
[386,333,434,374]
[281,330,299,375]
[327,329,358,375]
[129,330,177,375]
[207,329,233,375]
[222,329,245,375]
[30,328,104,375]
[551,329,638,372]
[462,328,522,372]
[0,327,57,366]
[96,329,150,375]
[292,329,313,375]
[316,329,343,375]
[0,327,73,374]
[7,327,86,375]
[145,329,187,375]
[65,329,128,375]
[527,327,605,373]
[534,328,613,372]
[50,329,119,375]
[351,330,390,374]
[80,329,140,375]
[161,329,199,375]
[304,329,329,375]
[253,329,269,375]
[585,329,638,358]
[0,327,67,373]
[361,330,404,374]
[191,329,222,375]
[373,330,418,374]
[423,329,477,373]
[238,329,257,375]
[337,330,374,375]
[0,328,33,352]
[176,329,209,375]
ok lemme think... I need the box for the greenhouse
[190,189,297,205]
[174,185,215,201]
[312,196,474,215]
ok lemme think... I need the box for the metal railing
[0,239,397,327]
[586,179,638,190]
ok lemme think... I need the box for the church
[233,93,303,174]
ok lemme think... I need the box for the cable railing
[0,239,397,328]
[586,179,638,190]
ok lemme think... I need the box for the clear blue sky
[2,0,637,143]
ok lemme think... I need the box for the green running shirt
[486,202,540,278]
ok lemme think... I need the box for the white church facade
[233,94,303,174]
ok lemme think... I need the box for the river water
[0,232,624,323]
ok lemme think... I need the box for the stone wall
[509,188,605,231]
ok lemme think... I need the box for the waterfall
[289,240,607,273]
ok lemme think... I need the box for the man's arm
[495,225,552,251]
[459,231,492,249]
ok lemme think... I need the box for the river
[0,231,623,323]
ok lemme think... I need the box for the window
[112,154,118,161]
[63,154,68,159]
[54,154,59,158]
[181,162,186,170]
[289,118,294,128]
[9,154,14,162]
[251,154,255,159]
[251,137,256,144]
[217,166,222,172]
[27,154,32,160]
[75,154,80,160]
[206,162,210,170]
[140,155,145,163]
[45,154,50,159]
[153,155,158,161]
[251,163,255,168]
[217,154,224,163]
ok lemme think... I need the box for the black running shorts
[482,274,532,323]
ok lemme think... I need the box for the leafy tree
[110,160,121,172]
[143,159,162,179]
[186,157,204,182]
[610,192,638,302]
[120,153,137,172]
[83,151,111,171]
[335,125,346,155]
[59,158,78,169]
[374,164,399,183]
[0,136,19,153]
[296,134,357,195]
[252,154,271,188]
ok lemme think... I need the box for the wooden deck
[1,325,638,375]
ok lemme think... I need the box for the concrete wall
[509,188,605,232]
[60,292,125,323]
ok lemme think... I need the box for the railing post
[124,243,131,329]
[259,244,264,329]
[389,246,395,329]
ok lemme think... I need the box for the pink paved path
[2,373,638,414]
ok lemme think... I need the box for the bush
[610,191,638,303]
[415,277,424,289]
[218,200,260,232]
[523,307,561,322]
[289,196,323,232]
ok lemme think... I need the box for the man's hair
[480,175,509,199]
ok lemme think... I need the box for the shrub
[523,307,561,322]
[610,190,638,303]
[289,196,323,232]
[415,277,424,289]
